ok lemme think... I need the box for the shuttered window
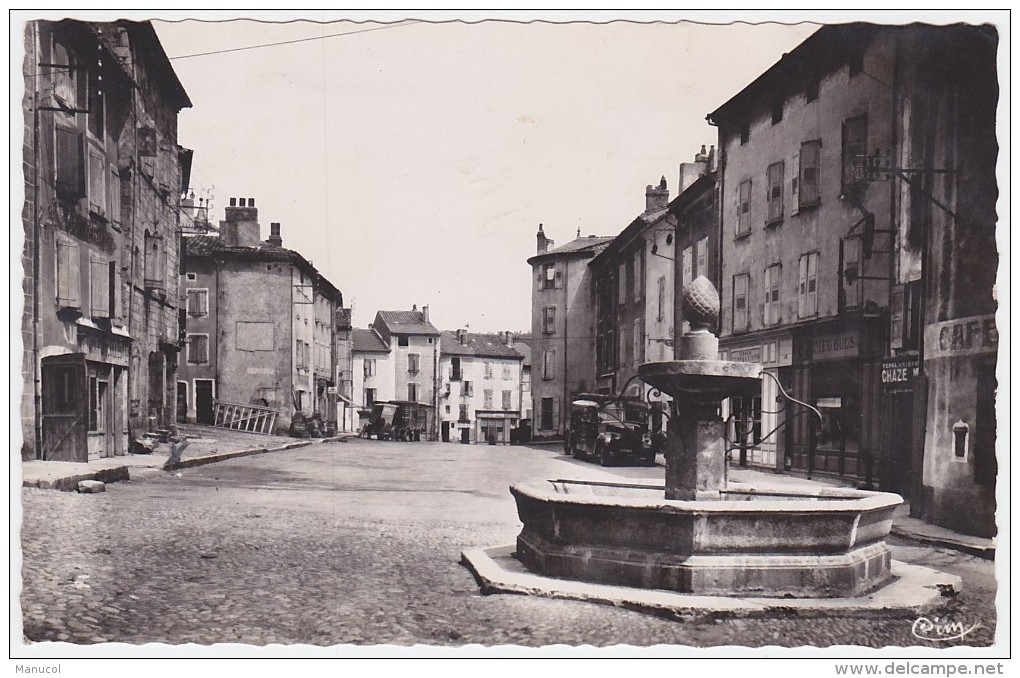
[502,390,512,410]
[56,239,81,307]
[187,334,209,364]
[737,180,751,235]
[842,115,868,193]
[732,274,749,332]
[186,289,209,317]
[87,145,107,217]
[144,233,166,289]
[799,252,819,317]
[764,264,781,326]
[800,140,822,207]
[766,161,784,223]
[90,258,110,318]
[55,126,85,200]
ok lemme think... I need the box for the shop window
[542,349,556,381]
[186,288,209,317]
[89,258,111,318]
[798,252,819,317]
[483,389,493,409]
[188,334,209,364]
[542,306,556,335]
[56,239,81,308]
[842,115,868,194]
[407,383,418,402]
[764,264,781,326]
[737,180,751,236]
[732,274,749,332]
[408,353,420,374]
[502,390,512,410]
[799,140,822,208]
[766,161,784,224]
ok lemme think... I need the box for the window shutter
[90,258,110,317]
[555,267,562,289]
[808,253,818,315]
[55,127,85,200]
[88,145,106,216]
[790,151,800,216]
[798,256,808,317]
[552,397,560,431]
[109,261,120,321]
[56,240,80,307]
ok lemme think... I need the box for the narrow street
[20,439,997,648]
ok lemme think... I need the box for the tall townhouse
[438,330,524,444]
[351,326,395,431]
[710,24,897,485]
[370,307,440,437]
[179,200,344,432]
[527,226,612,438]
[335,306,355,432]
[708,23,1000,538]
[21,20,191,461]
[589,179,669,399]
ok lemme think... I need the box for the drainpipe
[562,257,569,437]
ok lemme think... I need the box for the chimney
[412,304,418,313]
[707,145,717,172]
[220,196,260,247]
[457,328,467,345]
[422,305,430,323]
[645,176,669,213]
[505,331,514,348]
[268,222,282,247]
[695,145,710,163]
[536,223,553,254]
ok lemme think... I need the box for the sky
[28,10,999,333]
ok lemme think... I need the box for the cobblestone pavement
[19,440,998,649]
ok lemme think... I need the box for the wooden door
[41,354,88,462]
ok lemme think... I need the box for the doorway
[887,391,914,498]
[41,353,88,462]
[441,421,450,442]
[195,380,214,425]
[177,381,189,423]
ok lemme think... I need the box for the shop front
[720,333,793,471]
[788,320,884,484]
[476,410,518,445]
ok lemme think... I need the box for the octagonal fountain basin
[510,479,903,599]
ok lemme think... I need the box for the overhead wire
[164,20,422,60]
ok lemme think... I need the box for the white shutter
[808,253,818,315]
[90,258,110,317]
[552,397,560,432]
[57,240,80,307]
[798,255,808,318]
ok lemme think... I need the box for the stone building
[437,330,524,444]
[351,326,395,431]
[708,23,999,537]
[527,226,612,438]
[178,200,344,432]
[20,19,191,461]
[370,307,441,436]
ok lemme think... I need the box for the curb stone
[162,440,313,471]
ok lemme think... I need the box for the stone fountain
[506,277,904,599]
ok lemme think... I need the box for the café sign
[925,314,998,359]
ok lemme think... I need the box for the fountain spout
[638,276,761,500]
